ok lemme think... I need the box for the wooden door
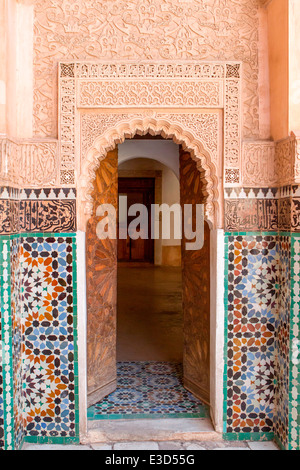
[180,148,210,405]
[118,178,155,263]
[86,149,118,407]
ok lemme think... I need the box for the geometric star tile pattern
[0,234,79,449]
[88,362,210,420]
[0,227,299,450]
[224,234,278,438]
[21,235,79,441]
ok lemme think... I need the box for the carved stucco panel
[275,137,296,187]
[81,111,221,171]
[242,141,277,187]
[242,135,299,188]
[0,139,59,188]
[78,80,223,108]
[59,60,242,188]
[77,116,221,231]
[33,0,260,139]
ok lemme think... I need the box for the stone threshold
[81,418,221,444]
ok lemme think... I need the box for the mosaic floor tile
[87,362,209,420]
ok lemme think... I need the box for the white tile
[185,444,206,451]
[247,441,279,451]
[215,447,250,450]
[114,442,159,451]
[22,444,91,450]
[158,442,184,450]
[91,444,113,450]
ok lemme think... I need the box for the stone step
[82,418,221,444]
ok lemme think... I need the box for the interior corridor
[87,141,210,422]
[117,265,183,363]
[87,264,209,421]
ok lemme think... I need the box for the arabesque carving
[243,141,276,186]
[243,135,300,188]
[0,139,59,188]
[77,116,220,230]
[78,80,222,108]
[81,111,220,169]
[59,60,241,187]
[33,0,260,139]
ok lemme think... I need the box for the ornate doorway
[85,139,211,411]
[78,107,224,435]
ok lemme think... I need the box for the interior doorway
[118,177,155,263]
[86,135,211,422]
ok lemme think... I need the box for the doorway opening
[118,177,155,264]
[86,135,211,423]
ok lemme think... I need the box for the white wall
[118,139,180,178]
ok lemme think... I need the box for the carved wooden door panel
[180,149,210,405]
[86,149,118,407]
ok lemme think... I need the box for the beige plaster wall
[6,0,18,138]
[258,6,271,140]
[5,0,34,139]
[0,1,6,135]
[267,0,289,141]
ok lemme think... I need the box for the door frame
[118,176,156,263]
[76,226,225,439]
[118,169,163,265]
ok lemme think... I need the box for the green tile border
[87,411,210,421]
[274,435,287,451]
[23,435,80,445]
[0,236,15,450]
[223,432,275,442]
[289,234,300,450]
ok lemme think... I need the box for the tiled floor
[87,362,210,420]
[117,266,183,363]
